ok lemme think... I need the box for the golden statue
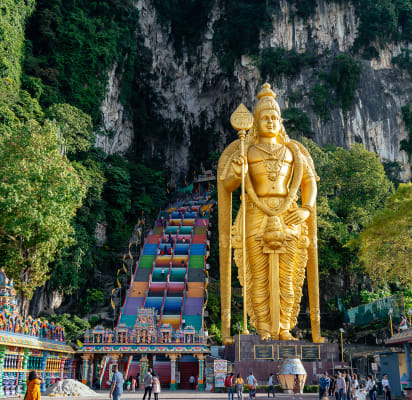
[218,83,325,344]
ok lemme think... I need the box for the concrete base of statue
[227,334,342,385]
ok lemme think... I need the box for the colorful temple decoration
[0,269,75,396]
[79,184,214,391]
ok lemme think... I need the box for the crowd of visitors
[222,370,390,400]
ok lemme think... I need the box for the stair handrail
[98,355,110,388]
[124,355,133,380]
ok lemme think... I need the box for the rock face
[95,64,134,155]
[98,0,412,180]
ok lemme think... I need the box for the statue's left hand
[284,208,310,225]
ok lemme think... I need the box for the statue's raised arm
[218,83,325,344]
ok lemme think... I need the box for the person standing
[26,371,42,400]
[246,372,257,399]
[268,373,276,398]
[351,373,359,399]
[152,373,161,400]
[131,376,137,392]
[143,368,153,400]
[294,375,302,399]
[236,373,244,400]
[345,372,352,400]
[320,372,331,399]
[365,375,376,400]
[189,375,196,390]
[109,365,124,400]
[225,373,234,400]
[336,372,347,400]
[382,374,391,400]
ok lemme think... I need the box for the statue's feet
[312,335,327,343]
[279,330,298,340]
[259,330,271,340]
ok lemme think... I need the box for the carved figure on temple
[218,83,325,344]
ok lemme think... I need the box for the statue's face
[258,109,281,138]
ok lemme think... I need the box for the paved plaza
[42,392,320,400]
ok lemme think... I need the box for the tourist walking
[345,372,352,400]
[131,376,137,392]
[294,375,303,400]
[351,373,359,399]
[268,373,276,398]
[109,365,124,400]
[320,372,331,399]
[235,373,244,400]
[336,372,347,400]
[382,374,391,400]
[225,373,235,400]
[143,368,153,400]
[26,371,42,400]
[152,372,161,400]
[365,375,376,400]
[246,372,257,399]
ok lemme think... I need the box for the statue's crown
[257,83,277,100]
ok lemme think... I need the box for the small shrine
[0,269,75,396]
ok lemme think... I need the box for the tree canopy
[358,183,412,287]
[0,119,86,300]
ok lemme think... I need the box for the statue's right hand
[231,155,248,177]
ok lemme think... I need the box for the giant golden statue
[218,83,324,344]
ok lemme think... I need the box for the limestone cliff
[97,0,411,180]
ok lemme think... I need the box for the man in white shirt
[382,374,391,400]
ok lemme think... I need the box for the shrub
[283,107,313,139]
[310,83,332,120]
[327,54,362,112]
[258,48,316,81]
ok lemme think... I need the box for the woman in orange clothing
[26,371,42,400]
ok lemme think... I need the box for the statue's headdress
[248,83,289,144]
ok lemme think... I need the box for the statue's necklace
[255,143,286,181]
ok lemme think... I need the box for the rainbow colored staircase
[117,193,213,332]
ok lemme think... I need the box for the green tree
[358,183,412,287]
[0,119,87,308]
[46,313,90,346]
[46,104,94,156]
[302,140,394,297]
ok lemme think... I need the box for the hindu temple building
[78,184,214,390]
[0,269,75,396]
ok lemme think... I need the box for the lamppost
[237,323,241,362]
[408,308,412,326]
[389,308,394,337]
[339,328,344,362]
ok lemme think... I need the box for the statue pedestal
[230,334,341,385]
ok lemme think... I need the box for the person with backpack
[235,373,244,400]
[268,373,276,398]
[225,373,234,400]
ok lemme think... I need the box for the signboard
[278,345,297,359]
[371,362,378,372]
[205,363,214,391]
[301,345,321,360]
[214,359,227,388]
[254,345,274,360]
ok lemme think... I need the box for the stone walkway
[43,392,320,400]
